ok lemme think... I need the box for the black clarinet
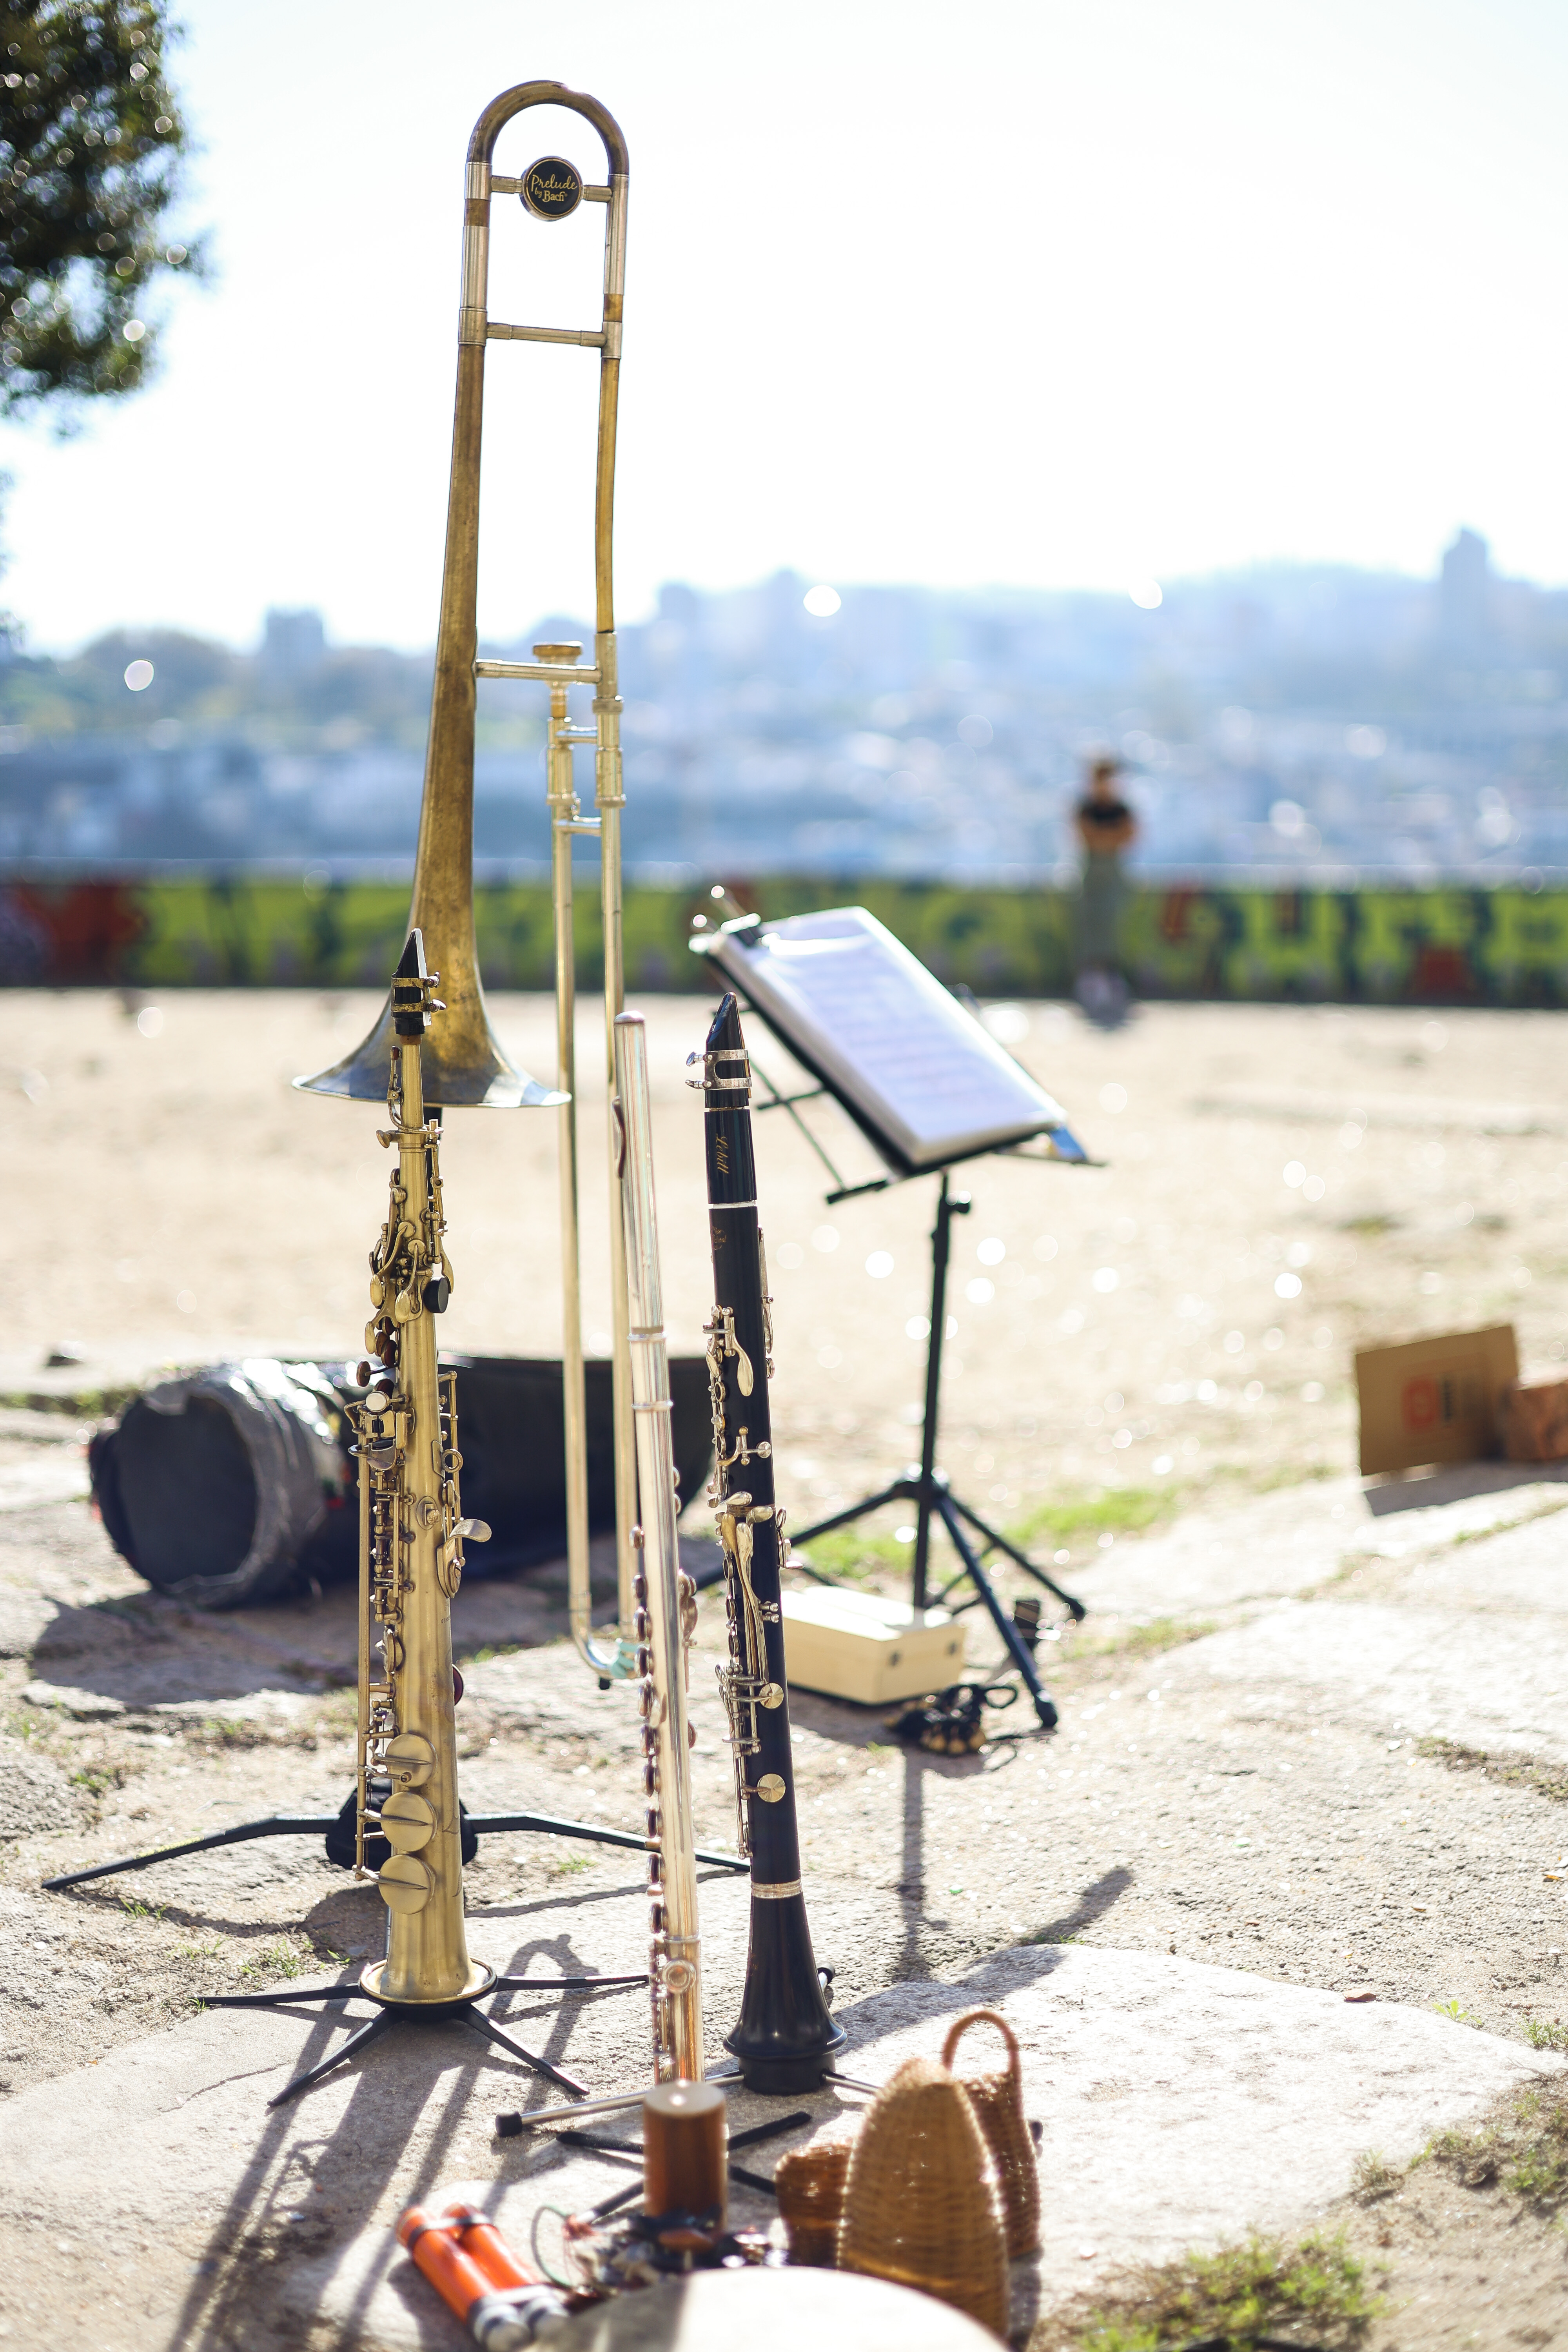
[699,991,846,2094]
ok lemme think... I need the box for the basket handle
[941,2006,1021,2079]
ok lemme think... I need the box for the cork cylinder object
[644,2080,727,2221]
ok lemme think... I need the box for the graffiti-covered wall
[3,872,1567,1004]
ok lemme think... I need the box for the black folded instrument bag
[89,1353,713,1610]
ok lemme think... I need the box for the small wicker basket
[940,2007,1041,2258]
[774,2121,858,2266]
[837,2055,1009,2338]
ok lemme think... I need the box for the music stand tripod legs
[791,1173,1085,1731]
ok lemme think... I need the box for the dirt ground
[5,989,1568,2347]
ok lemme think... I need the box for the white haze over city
[2,0,1565,653]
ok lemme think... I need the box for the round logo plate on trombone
[522,156,583,220]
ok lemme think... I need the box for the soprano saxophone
[353,930,492,2003]
[700,991,845,2092]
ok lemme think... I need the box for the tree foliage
[0,0,199,416]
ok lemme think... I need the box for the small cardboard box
[1501,1372,1568,1464]
[780,1588,966,1705]
[1354,1322,1518,1476]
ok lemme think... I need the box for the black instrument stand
[200,1967,647,2109]
[791,1173,1085,1731]
[43,1804,745,2105]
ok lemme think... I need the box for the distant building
[260,607,327,677]
[1438,528,1492,651]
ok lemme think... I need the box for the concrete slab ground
[0,1942,1553,2352]
[8,997,1568,2345]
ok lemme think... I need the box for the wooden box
[1501,1372,1568,1464]
[1354,1322,1518,1476]
[780,1589,966,1705]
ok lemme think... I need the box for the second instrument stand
[791,1172,1085,1730]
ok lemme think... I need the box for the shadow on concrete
[1024,1864,1135,1948]
[170,1914,617,2350]
[1364,1461,1568,1517]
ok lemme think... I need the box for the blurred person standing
[1072,754,1138,1022]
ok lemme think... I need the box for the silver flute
[506,1011,704,2127]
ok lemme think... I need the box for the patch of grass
[1034,2229,1379,2351]
[1350,2149,1402,2201]
[1525,2017,1568,2051]
[788,1527,908,1583]
[195,1716,275,1750]
[238,1941,309,1982]
[69,1764,124,1799]
[553,1855,594,1877]
[1432,1998,1479,2026]
[1423,2081,1568,2203]
[1418,1736,1568,1804]
[462,1643,521,1665]
[1063,1615,1216,1666]
[177,1936,224,1961]
[1012,1486,1169,1551]
[115,1893,168,1924]
[1450,1495,1568,1546]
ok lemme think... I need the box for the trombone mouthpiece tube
[398,2206,571,2350]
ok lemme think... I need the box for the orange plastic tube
[397,2205,491,2326]
[440,2202,541,2295]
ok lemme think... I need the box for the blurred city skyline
[0,0,1565,652]
[6,527,1568,882]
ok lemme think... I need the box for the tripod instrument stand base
[201,1964,647,2109]
[791,1174,1085,1731]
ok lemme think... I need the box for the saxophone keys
[377,1853,433,1914]
[383,1730,435,1789]
[379,1790,436,1853]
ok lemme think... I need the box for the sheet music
[705,907,1072,1169]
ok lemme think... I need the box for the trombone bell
[294,955,562,1109]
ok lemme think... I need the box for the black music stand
[690,906,1089,1731]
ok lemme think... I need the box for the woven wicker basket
[940,2007,1040,2258]
[775,2122,858,2266]
[838,2055,1009,2338]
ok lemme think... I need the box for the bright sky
[3,0,1566,653]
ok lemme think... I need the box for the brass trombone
[298,81,636,1678]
